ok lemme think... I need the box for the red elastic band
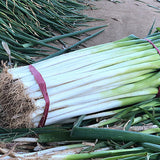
[145,38,160,55]
[156,87,160,98]
[145,38,160,98]
[29,65,50,128]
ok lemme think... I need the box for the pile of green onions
[0,0,97,63]
[1,33,160,128]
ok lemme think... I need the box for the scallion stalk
[1,34,160,128]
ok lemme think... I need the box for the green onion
[1,33,160,128]
[0,0,102,64]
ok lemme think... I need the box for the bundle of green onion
[1,33,160,128]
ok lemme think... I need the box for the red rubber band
[145,38,160,97]
[145,38,160,55]
[29,65,50,127]
[156,87,160,98]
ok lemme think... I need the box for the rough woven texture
[0,68,35,128]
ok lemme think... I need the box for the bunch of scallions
[1,33,160,128]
